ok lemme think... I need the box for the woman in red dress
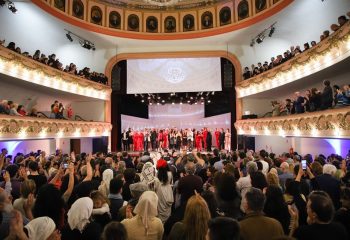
[195,131,203,151]
[133,131,139,151]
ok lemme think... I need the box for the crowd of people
[0,99,73,120]
[1,146,350,240]
[121,128,231,152]
[0,40,108,85]
[269,80,350,117]
[243,13,350,80]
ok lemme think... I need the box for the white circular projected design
[164,60,186,84]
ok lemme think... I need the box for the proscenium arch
[104,51,244,146]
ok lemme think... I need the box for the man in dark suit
[311,164,341,209]
[150,129,157,151]
[219,128,225,150]
[321,80,333,109]
[206,129,212,152]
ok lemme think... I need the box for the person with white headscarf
[98,169,114,197]
[24,217,58,240]
[121,191,164,240]
[61,197,102,240]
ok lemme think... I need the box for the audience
[267,81,350,117]
[1,40,108,85]
[243,13,349,80]
[1,145,350,240]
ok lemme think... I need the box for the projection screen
[127,58,222,94]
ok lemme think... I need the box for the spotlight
[7,1,17,13]
[161,100,165,103]
[180,102,183,105]
[268,27,275,37]
[66,33,73,42]
[172,102,175,105]
[207,100,211,103]
[256,35,265,44]
[141,99,144,103]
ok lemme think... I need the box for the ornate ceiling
[99,0,225,11]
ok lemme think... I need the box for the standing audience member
[121,191,164,240]
[239,187,284,240]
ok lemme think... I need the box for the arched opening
[105,51,242,151]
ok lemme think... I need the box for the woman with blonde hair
[169,194,211,240]
[13,179,36,217]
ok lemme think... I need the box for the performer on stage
[206,128,212,152]
[203,128,208,150]
[163,129,169,149]
[187,129,193,150]
[214,128,220,148]
[158,129,164,150]
[176,130,182,150]
[182,129,188,151]
[195,131,203,151]
[150,128,157,151]
[128,128,133,151]
[224,128,231,151]
[219,128,225,150]
[122,129,128,151]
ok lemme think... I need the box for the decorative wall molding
[31,0,293,40]
[0,46,112,100]
[234,107,350,139]
[0,115,112,140]
[236,21,350,98]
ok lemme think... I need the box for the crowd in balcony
[0,40,108,85]
[0,146,350,240]
[0,99,73,120]
[243,13,350,80]
[270,80,350,117]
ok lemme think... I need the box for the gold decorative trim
[0,115,112,140]
[0,46,112,100]
[236,21,350,98]
[234,107,350,138]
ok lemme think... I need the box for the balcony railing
[236,21,350,98]
[235,107,350,139]
[0,46,111,100]
[0,114,112,140]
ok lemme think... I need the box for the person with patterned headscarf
[140,162,159,191]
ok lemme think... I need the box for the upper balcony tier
[234,107,350,139]
[236,21,350,98]
[31,0,292,40]
[0,46,112,101]
[0,114,112,140]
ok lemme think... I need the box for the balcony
[0,114,112,140]
[235,107,350,139]
[0,46,111,100]
[236,21,350,98]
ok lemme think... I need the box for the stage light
[141,99,144,103]
[207,100,211,103]
[187,100,190,103]
[150,102,153,105]
[190,97,193,99]
[194,102,198,104]
[256,35,264,44]
[180,102,183,105]
[161,100,165,103]
[201,102,204,105]
[66,33,73,42]
[201,97,204,100]
[172,102,175,105]
[157,102,160,105]
[7,1,17,13]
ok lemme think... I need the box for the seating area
[1,147,350,239]
[242,13,350,80]
[266,80,350,118]
[0,40,108,85]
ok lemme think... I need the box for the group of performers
[121,127,231,152]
